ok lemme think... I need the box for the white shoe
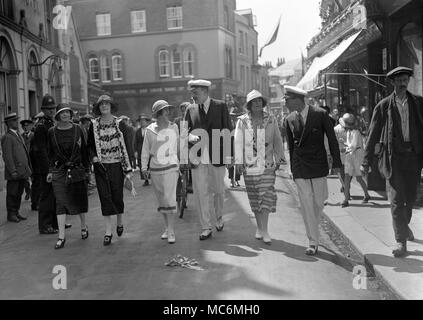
[161,230,168,240]
[255,229,263,240]
[168,233,175,244]
[262,232,272,245]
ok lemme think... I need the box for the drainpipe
[20,25,27,121]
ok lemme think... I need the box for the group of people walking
[1,65,422,258]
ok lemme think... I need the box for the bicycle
[177,164,191,218]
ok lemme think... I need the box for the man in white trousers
[183,79,233,240]
[283,86,341,255]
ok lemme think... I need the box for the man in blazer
[361,66,423,257]
[184,79,233,240]
[135,113,151,185]
[283,86,341,255]
[1,113,32,222]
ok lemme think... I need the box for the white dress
[344,129,364,176]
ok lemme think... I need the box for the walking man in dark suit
[135,113,151,185]
[1,113,32,222]
[361,66,423,257]
[184,79,233,240]
[32,95,60,234]
[283,86,341,255]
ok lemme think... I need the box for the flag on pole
[259,15,281,58]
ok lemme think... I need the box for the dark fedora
[386,66,413,79]
[41,94,56,109]
[92,94,118,116]
[20,119,33,126]
[3,112,19,123]
[54,103,74,121]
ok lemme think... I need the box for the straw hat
[339,113,356,129]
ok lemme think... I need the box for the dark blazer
[32,116,55,175]
[284,105,341,179]
[363,91,423,179]
[1,130,32,180]
[184,98,233,167]
[134,127,146,163]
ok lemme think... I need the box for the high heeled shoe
[103,234,113,246]
[117,225,124,237]
[54,238,66,249]
[305,245,318,256]
[81,226,89,240]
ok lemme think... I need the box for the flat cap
[386,66,413,79]
[188,79,211,88]
[284,85,308,97]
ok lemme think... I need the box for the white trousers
[295,177,328,246]
[192,164,226,230]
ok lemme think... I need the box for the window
[224,6,230,30]
[96,13,111,36]
[112,54,122,80]
[171,49,182,78]
[159,50,170,77]
[183,49,194,77]
[225,47,232,78]
[100,55,111,82]
[239,31,244,54]
[89,57,99,82]
[167,6,182,30]
[131,10,146,33]
[240,65,245,92]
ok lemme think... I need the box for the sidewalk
[322,175,423,300]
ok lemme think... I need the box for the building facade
[70,0,268,119]
[0,0,88,191]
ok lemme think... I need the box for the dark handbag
[53,125,86,185]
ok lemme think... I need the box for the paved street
[0,166,389,300]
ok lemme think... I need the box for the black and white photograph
[1,0,423,305]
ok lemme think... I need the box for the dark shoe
[40,227,58,234]
[341,200,349,208]
[81,226,89,240]
[7,216,20,223]
[16,214,27,221]
[235,181,241,187]
[117,225,124,237]
[143,180,149,186]
[392,242,407,257]
[408,227,415,241]
[65,223,72,229]
[305,245,318,256]
[103,234,113,246]
[25,193,30,201]
[362,195,371,203]
[215,218,224,232]
[31,205,38,211]
[54,238,66,249]
[230,181,235,188]
[340,187,344,193]
[199,229,212,240]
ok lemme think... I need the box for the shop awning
[297,31,362,91]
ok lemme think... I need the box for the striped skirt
[151,170,179,214]
[244,168,277,215]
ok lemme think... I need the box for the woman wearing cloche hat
[46,104,90,249]
[140,100,179,244]
[87,94,135,246]
[234,90,287,244]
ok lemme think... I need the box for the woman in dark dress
[47,104,90,249]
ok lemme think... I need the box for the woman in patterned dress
[141,100,179,244]
[87,95,134,246]
[234,90,286,244]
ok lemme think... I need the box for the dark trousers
[94,163,124,216]
[388,153,422,242]
[31,173,41,208]
[6,179,26,218]
[38,175,58,231]
[24,179,30,196]
[228,166,240,181]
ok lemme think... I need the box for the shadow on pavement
[365,253,423,274]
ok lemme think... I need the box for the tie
[199,103,206,120]
[296,111,304,135]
